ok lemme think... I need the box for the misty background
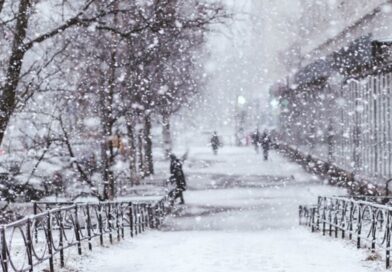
[173,0,302,145]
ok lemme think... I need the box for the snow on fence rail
[299,196,392,268]
[0,189,176,272]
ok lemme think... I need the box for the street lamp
[237,95,246,106]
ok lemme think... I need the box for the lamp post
[235,95,247,146]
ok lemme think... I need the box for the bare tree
[0,0,229,201]
[0,0,139,146]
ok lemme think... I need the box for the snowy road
[73,147,381,272]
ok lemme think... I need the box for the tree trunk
[0,0,5,14]
[137,129,144,177]
[126,116,140,185]
[0,0,32,145]
[143,113,154,176]
[162,113,172,159]
[101,139,115,200]
[101,5,119,199]
[327,123,334,164]
[100,66,115,200]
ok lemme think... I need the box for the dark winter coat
[210,135,220,149]
[252,131,260,145]
[261,132,271,150]
[170,158,186,191]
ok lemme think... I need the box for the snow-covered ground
[68,146,382,271]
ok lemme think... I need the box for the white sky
[187,0,302,133]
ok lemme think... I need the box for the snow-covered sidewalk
[71,147,381,271]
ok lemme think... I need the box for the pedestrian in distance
[261,129,271,161]
[169,154,187,204]
[252,129,261,153]
[210,131,221,155]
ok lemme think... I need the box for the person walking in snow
[169,154,187,204]
[210,131,220,155]
[261,129,271,161]
[252,129,261,153]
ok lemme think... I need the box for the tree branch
[58,114,93,186]
[23,6,132,51]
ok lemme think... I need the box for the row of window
[335,73,392,180]
[280,72,392,181]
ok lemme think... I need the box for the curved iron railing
[0,189,176,272]
[300,195,392,268]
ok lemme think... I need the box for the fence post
[137,204,144,233]
[98,204,104,246]
[46,212,54,272]
[371,211,376,252]
[26,219,33,272]
[134,204,139,235]
[139,204,143,233]
[328,210,332,236]
[161,200,165,218]
[311,208,315,232]
[316,197,321,230]
[341,202,346,239]
[33,202,38,243]
[86,204,93,251]
[116,203,120,242]
[58,211,65,267]
[135,205,139,236]
[157,201,163,228]
[120,204,125,239]
[349,202,354,240]
[129,203,134,238]
[148,204,154,229]
[141,204,146,232]
[322,203,326,236]
[387,211,391,269]
[145,204,150,229]
[1,226,7,272]
[108,204,113,244]
[155,202,162,228]
[357,205,362,249]
[74,206,82,255]
[298,206,302,225]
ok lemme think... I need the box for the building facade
[274,0,392,183]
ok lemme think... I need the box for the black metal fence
[0,189,176,272]
[300,195,392,268]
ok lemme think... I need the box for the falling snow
[0,0,391,271]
